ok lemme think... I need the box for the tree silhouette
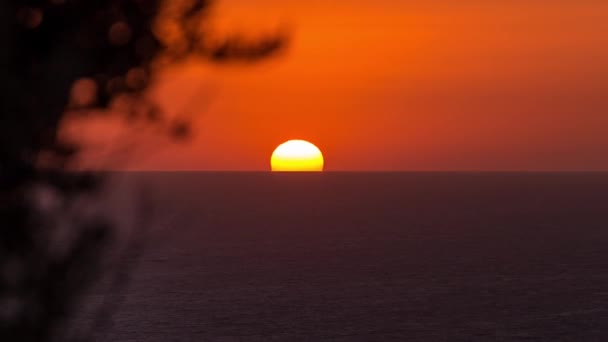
[0,1,284,340]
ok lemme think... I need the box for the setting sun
[271,140,324,172]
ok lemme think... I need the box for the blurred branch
[0,0,287,340]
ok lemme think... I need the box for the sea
[79,172,608,341]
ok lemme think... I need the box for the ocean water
[86,173,608,341]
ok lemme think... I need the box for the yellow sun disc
[271,140,324,172]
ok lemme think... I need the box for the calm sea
[83,172,608,341]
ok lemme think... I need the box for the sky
[69,1,608,171]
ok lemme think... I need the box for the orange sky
[71,1,608,171]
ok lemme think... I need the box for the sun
[271,140,324,172]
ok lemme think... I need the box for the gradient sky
[70,1,608,171]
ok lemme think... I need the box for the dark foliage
[0,0,284,340]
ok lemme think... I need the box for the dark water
[89,173,608,341]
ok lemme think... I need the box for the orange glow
[271,140,324,172]
[66,1,608,171]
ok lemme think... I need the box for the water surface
[90,173,608,341]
